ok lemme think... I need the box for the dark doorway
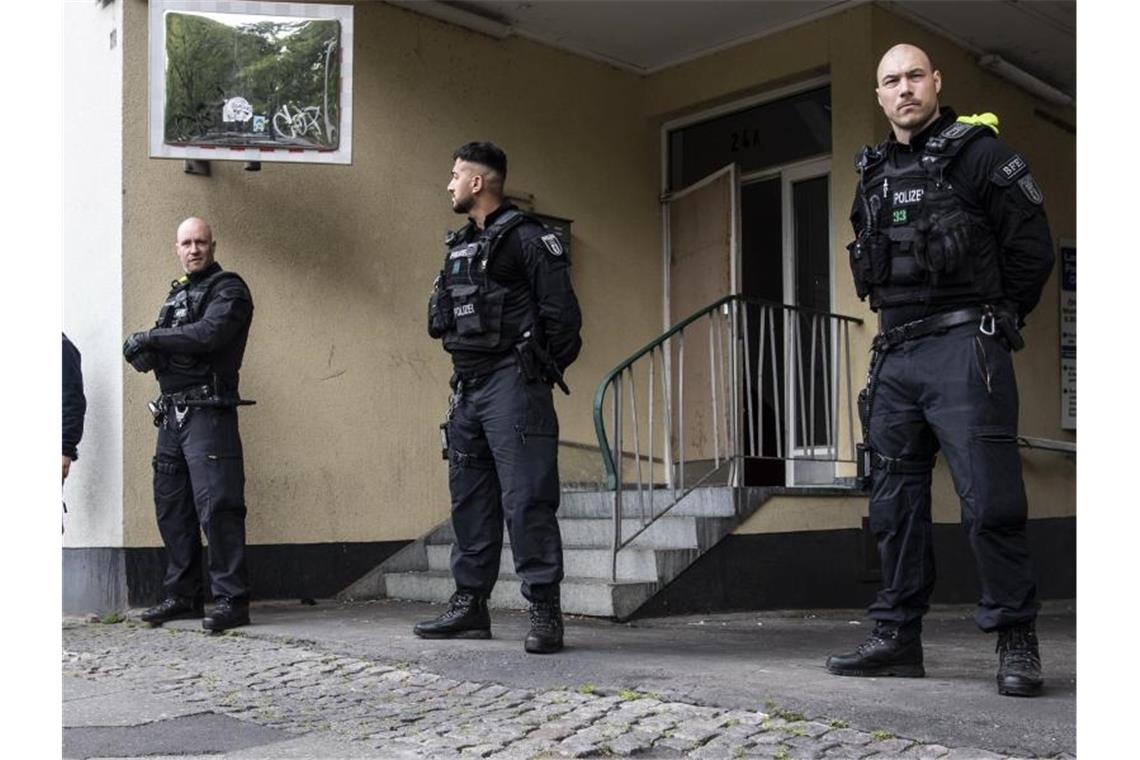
[740,178,785,485]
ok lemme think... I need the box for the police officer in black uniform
[123,217,255,632]
[414,142,582,654]
[826,45,1055,696]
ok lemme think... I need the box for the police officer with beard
[826,45,1055,696]
[415,142,582,654]
[123,217,255,632]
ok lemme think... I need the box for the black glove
[123,331,156,373]
[993,302,1026,351]
[914,210,970,275]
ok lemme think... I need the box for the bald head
[876,44,934,85]
[175,217,217,275]
[874,43,942,144]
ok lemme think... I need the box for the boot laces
[528,600,561,634]
[856,623,898,654]
[997,627,1040,668]
[445,591,477,619]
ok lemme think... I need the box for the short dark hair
[453,141,507,181]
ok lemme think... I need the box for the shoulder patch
[992,154,1029,185]
[1017,174,1044,205]
[541,233,564,257]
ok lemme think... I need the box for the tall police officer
[826,45,1055,696]
[123,217,255,632]
[415,142,582,654]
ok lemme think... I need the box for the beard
[452,195,474,215]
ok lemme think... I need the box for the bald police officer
[415,142,582,654]
[827,45,1055,696]
[123,217,255,632]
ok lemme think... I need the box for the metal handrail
[592,294,864,580]
[592,295,863,489]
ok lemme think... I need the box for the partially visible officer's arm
[62,336,86,460]
[972,138,1056,320]
[148,281,254,354]
[522,233,583,370]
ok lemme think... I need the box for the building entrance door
[739,158,833,486]
[663,164,740,486]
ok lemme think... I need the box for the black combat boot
[140,595,204,625]
[996,622,1043,697]
[202,597,250,632]
[826,622,924,677]
[413,589,491,639]
[524,596,564,654]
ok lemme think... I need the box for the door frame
[780,158,836,484]
[659,74,831,329]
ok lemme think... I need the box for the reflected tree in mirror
[164,12,341,149]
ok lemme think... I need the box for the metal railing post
[612,372,622,581]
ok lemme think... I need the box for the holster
[514,338,571,395]
[513,340,543,383]
[996,311,1026,351]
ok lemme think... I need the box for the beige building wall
[113,1,1074,550]
[119,0,662,548]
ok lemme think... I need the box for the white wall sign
[149,1,354,165]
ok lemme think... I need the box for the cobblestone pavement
[63,620,1074,759]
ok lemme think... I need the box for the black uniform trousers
[153,406,250,601]
[446,363,564,603]
[867,322,1039,632]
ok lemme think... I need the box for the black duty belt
[162,385,254,408]
[451,354,517,388]
[162,384,215,405]
[873,307,986,352]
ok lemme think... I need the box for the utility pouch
[428,284,454,337]
[868,233,891,285]
[443,288,504,351]
[856,443,873,490]
[847,239,873,300]
[449,285,485,336]
[849,234,891,299]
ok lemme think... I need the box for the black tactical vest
[155,268,247,383]
[433,208,534,355]
[850,120,1005,310]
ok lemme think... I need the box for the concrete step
[425,515,701,550]
[559,486,735,519]
[384,570,658,618]
[424,543,693,583]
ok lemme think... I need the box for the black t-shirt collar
[887,106,958,152]
[187,261,222,284]
[474,201,516,231]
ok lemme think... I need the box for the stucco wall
[109,1,1074,551]
[118,0,661,547]
[63,0,124,548]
